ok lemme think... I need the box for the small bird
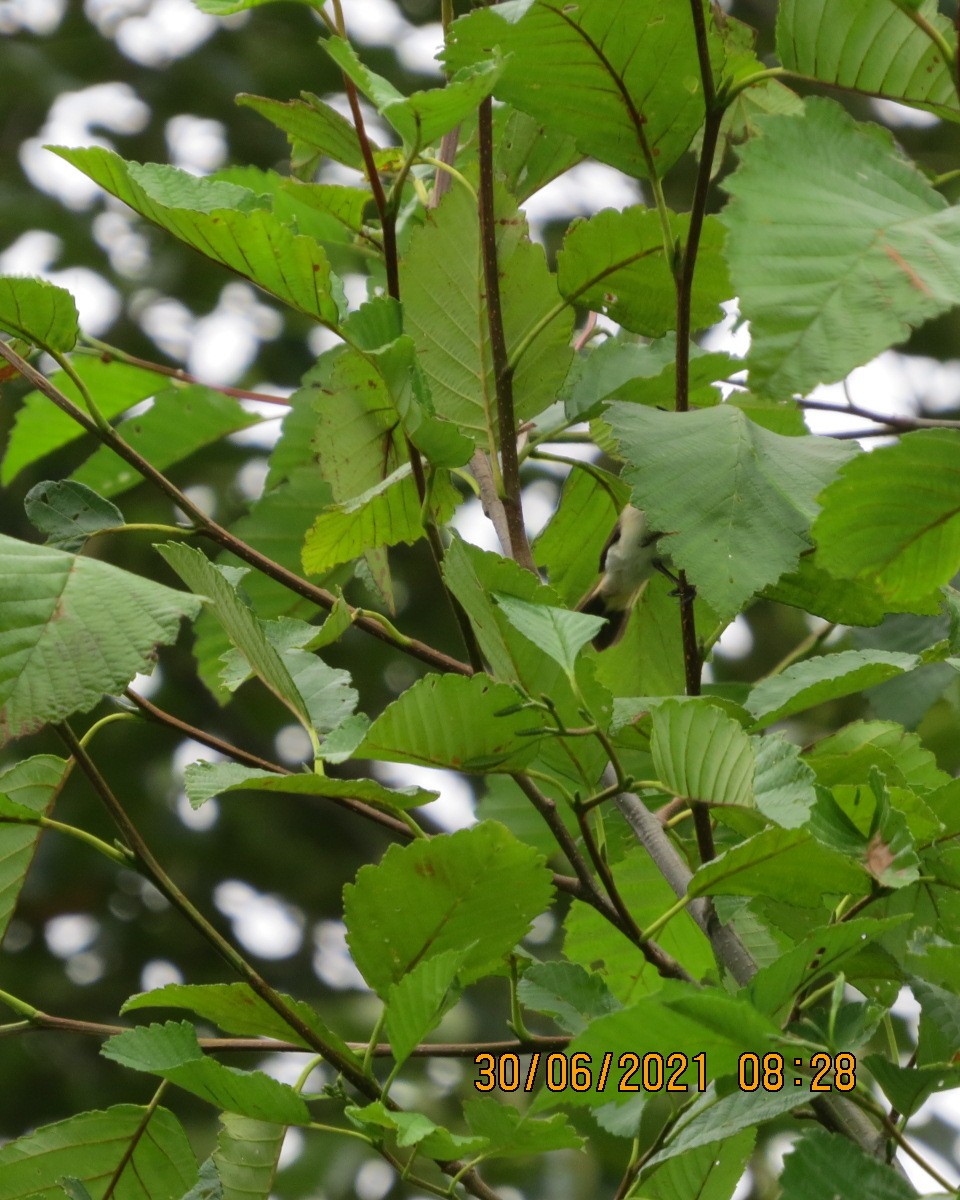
[579,505,669,649]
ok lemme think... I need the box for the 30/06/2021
[473,1051,856,1094]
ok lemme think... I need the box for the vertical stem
[673,4,724,864]
[477,97,535,572]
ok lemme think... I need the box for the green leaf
[722,97,960,395]
[564,847,714,1004]
[865,1055,960,1120]
[746,650,920,729]
[212,1116,284,1200]
[537,985,780,1111]
[651,699,754,809]
[385,948,466,1069]
[637,1128,755,1200]
[155,542,317,733]
[102,1021,312,1125]
[806,719,948,791]
[58,1181,95,1200]
[444,0,719,179]
[322,37,503,148]
[0,535,200,746]
[71,386,260,499]
[606,403,855,619]
[175,1159,221,1200]
[3,357,162,485]
[814,430,960,608]
[776,0,960,121]
[236,93,369,171]
[0,276,78,353]
[346,1102,486,1160]
[462,1098,583,1157]
[533,467,627,608]
[780,1128,917,1200]
[752,734,816,829]
[301,465,459,575]
[356,673,548,773]
[490,106,582,203]
[689,827,868,905]
[121,982,352,1058]
[0,756,67,943]
[343,821,554,995]
[493,593,604,679]
[401,182,573,455]
[556,208,730,337]
[51,148,341,326]
[646,1088,808,1167]
[0,1106,196,1200]
[24,480,124,551]
[747,917,909,1018]
[517,961,619,1036]
[183,760,436,811]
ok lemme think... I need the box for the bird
[579,504,671,650]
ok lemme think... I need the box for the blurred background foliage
[2,1,960,1195]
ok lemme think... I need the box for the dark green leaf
[0,275,78,354]
[780,1128,916,1200]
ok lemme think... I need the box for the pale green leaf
[213,1115,284,1200]
[301,466,459,575]
[0,276,78,353]
[0,1106,196,1200]
[183,760,437,811]
[346,1102,486,1160]
[814,429,960,607]
[444,0,720,179]
[646,1088,807,1167]
[322,36,503,148]
[606,403,855,619]
[356,672,548,772]
[24,480,124,550]
[462,1098,583,1157]
[51,148,341,326]
[236,93,369,171]
[102,1021,312,1126]
[491,106,582,202]
[746,650,919,728]
[493,593,604,677]
[752,734,816,828]
[70,386,260,499]
[344,821,554,995]
[0,535,200,746]
[401,182,573,454]
[777,0,960,121]
[156,542,317,729]
[0,756,67,943]
[279,179,371,236]
[517,962,619,1036]
[780,1128,916,1200]
[722,98,960,395]
[689,827,868,905]
[385,948,466,1068]
[557,208,729,337]
[651,699,754,808]
[3,358,161,485]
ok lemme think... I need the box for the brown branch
[798,396,960,432]
[477,97,535,572]
[0,340,472,678]
[86,344,290,405]
[123,689,417,841]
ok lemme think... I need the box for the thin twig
[83,340,291,406]
[0,340,472,678]
[798,396,960,431]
